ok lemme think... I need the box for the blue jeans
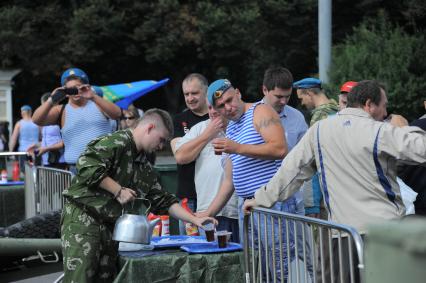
[239,196,297,281]
[293,190,314,279]
[178,198,196,235]
[199,216,240,243]
[239,194,314,281]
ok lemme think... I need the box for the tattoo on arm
[255,117,281,131]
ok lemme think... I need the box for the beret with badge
[207,79,233,106]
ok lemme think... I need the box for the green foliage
[0,3,66,72]
[328,12,426,120]
[0,0,424,115]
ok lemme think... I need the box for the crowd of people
[1,66,425,282]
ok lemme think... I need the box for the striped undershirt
[227,102,281,198]
[61,100,112,164]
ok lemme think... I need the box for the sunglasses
[123,116,135,120]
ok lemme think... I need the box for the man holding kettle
[61,108,216,283]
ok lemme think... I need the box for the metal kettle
[112,198,160,244]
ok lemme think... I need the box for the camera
[51,87,79,104]
[63,87,79,95]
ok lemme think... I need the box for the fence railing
[0,152,71,217]
[24,164,72,218]
[243,207,364,283]
[36,166,72,214]
[24,163,37,218]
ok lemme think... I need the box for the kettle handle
[121,197,152,216]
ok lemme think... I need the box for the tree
[328,12,426,120]
[1,0,424,118]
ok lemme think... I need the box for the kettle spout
[149,218,161,234]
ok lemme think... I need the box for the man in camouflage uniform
[294,78,339,282]
[294,77,339,216]
[61,108,216,283]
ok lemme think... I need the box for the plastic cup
[216,231,232,248]
[203,222,215,242]
[213,132,225,155]
[212,139,222,156]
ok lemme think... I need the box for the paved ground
[0,262,63,283]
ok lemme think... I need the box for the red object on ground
[12,161,20,181]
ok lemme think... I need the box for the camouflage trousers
[61,202,118,283]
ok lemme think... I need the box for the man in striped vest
[197,78,295,281]
[33,68,122,174]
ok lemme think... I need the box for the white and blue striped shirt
[227,102,281,198]
[62,100,112,164]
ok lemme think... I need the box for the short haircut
[347,80,386,108]
[263,67,294,91]
[182,73,208,95]
[298,87,322,96]
[140,108,174,139]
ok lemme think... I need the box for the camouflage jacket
[62,129,179,222]
[306,99,339,214]
[310,99,339,126]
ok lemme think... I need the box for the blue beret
[207,79,232,106]
[293,78,322,89]
[61,68,89,86]
[21,105,32,112]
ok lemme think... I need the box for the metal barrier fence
[243,207,364,283]
[36,166,72,214]
[24,162,37,218]
[2,151,71,218]
[24,163,72,218]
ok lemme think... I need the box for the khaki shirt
[255,108,426,232]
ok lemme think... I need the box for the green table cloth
[115,249,245,283]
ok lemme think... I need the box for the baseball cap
[340,81,358,93]
[61,68,89,86]
[293,78,322,89]
[207,79,232,106]
[21,105,32,112]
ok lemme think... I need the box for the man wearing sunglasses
[33,68,121,174]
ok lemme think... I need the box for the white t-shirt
[175,119,238,219]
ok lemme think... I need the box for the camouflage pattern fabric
[61,129,179,282]
[309,99,339,126]
[62,129,179,221]
[61,202,117,283]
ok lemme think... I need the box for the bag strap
[58,104,66,129]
